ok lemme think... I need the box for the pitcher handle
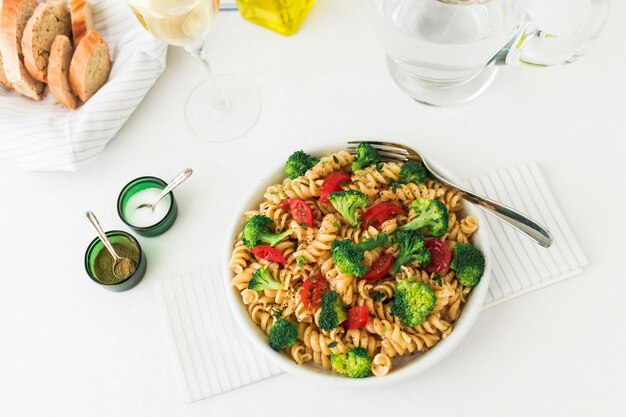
[496,0,611,67]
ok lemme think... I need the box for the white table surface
[1,0,625,416]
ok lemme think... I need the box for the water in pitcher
[365,0,529,85]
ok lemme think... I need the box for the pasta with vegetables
[229,144,486,378]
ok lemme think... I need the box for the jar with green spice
[84,231,147,291]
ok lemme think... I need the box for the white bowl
[222,143,491,386]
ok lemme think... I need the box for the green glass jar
[117,176,178,237]
[84,231,147,292]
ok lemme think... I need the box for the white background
[1,0,625,416]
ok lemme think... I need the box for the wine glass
[127,0,260,142]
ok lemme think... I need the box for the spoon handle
[85,211,120,261]
[151,168,193,207]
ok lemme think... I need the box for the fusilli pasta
[229,149,483,378]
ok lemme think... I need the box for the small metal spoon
[136,168,193,211]
[86,211,134,279]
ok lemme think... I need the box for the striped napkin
[158,266,282,403]
[157,162,587,402]
[0,0,167,172]
[466,162,587,307]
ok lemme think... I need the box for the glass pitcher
[363,0,611,106]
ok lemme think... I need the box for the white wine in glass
[128,0,260,142]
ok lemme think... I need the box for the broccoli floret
[268,319,298,351]
[390,279,436,327]
[247,265,282,291]
[331,234,389,277]
[390,229,432,274]
[351,143,380,171]
[450,243,485,287]
[416,249,431,267]
[331,347,372,378]
[328,190,368,227]
[319,291,347,332]
[401,198,448,237]
[285,150,318,179]
[399,161,427,184]
[242,215,292,248]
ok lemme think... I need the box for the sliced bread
[0,0,45,100]
[69,0,94,47]
[48,35,78,109]
[69,30,110,102]
[21,1,72,83]
[0,50,13,89]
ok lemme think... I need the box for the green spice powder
[93,243,139,284]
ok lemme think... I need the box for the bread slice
[69,30,110,102]
[0,50,13,89]
[0,0,45,100]
[48,35,78,109]
[69,0,94,47]
[21,1,72,83]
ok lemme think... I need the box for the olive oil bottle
[235,0,316,36]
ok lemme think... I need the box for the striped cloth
[466,162,587,307]
[157,162,587,402]
[0,0,167,172]
[158,266,282,403]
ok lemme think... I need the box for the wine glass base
[185,74,261,142]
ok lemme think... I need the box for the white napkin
[157,162,587,402]
[465,162,587,307]
[157,266,282,403]
[0,0,167,172]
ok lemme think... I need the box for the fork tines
[347,140,420,163]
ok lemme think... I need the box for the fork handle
[426,164,553,248]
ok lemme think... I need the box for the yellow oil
[235,0,316,36]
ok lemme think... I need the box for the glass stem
[184,42,229,112]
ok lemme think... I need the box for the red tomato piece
[279,198,314,227]
[320,171,352,204]
[251,245,287,265]
[425,239,452,274]
[346,306,369,330]
[300,274,326,310]
[361,202,405,231]
[362,253,394,281]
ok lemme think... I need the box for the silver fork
[347,141,553,248]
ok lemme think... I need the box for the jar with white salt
[117,176,179,237]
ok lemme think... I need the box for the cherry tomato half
[346,306,369,330]
[300,274,326,310]
[424,239,452,274]
[320,171,352,204]
[251,245,287,266]
[280,198,314,227]
[361,202,405,231]
[362,253,394,281]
